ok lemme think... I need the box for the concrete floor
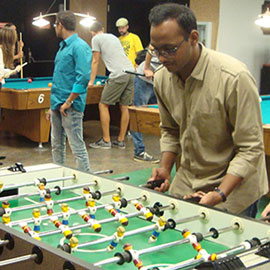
[0,121,161,177]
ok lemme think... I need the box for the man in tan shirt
[147,3,268,216]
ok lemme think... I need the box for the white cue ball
[96,81,101,85]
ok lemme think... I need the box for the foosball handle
[141,179,165,189]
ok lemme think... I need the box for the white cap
[116,18,129,27]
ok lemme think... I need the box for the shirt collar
[189,42,208,81]
[60,33,78,49]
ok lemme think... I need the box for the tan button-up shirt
[154,45,268,214]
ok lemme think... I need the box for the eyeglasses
[149,39,185,58]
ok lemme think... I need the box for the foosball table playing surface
[0,163,270,270]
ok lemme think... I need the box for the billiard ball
[96,81,101,85]
[27,78,32,83]
[48,82,52,87]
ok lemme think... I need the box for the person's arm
[261,203,270,219]
[147,79,181,193]
[144,49,154,79]
[88,51,100,86]
[149,151,177,193]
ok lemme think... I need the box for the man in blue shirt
[46,11,92,172]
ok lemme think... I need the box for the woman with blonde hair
[0,27,22,89]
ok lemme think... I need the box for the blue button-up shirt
[51,33,92,112]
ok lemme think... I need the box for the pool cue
[123,70,145,77]
[19,32,23,78]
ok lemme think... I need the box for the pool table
[128,96,270,156]
[0,76,108,146]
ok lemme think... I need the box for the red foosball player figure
[107,226,125,252]
[149,216,167,243]
[45,193,54,215]
[132,200,153,221]
[61,203,70,225]
[20,222,41,241]
[50,216,73,239]
[32,208,41,233]
[123,243,143,269]
[182,229,217,262]
[79,210,101,232]
[105,205,128,226]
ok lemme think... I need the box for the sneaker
[89,138,111,149]
[133,152,160,164]
[112,140,126,149]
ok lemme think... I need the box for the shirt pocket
[191,111,223,144]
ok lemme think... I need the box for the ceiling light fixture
[32,0,95,28]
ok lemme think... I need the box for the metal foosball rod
[1,185,123,216]
[93,224,240,268]
[9,193,144,227]
[0,180,98,203]
[157,237,270,270]
[0,175,76,193]
[77,213,198,249]
[39,211,143,238]
[0,246,43,267]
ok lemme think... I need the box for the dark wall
[0,0,68,77]
[107,0,189,48]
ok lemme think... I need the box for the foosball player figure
[105,205,129,226]
[45,193,54,216]
[69,236,79,252]
[2,201,11,216]
[20,222,41,241]
[32,208,41,233]
[133,200,153,221]
[0,181,4,193]
[79,210,101,232]
[123,243,143,269]
[61,203,70,225]
[2,213,11,227]
[112,193,121,213]
[86,199,96,219]
[149,216,167,243]
[50,216,73,239]
[37,183,47,202]
[107,226,125,252]
[83,186,92,201]
[182,229,217,262]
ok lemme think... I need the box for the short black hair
[56,11,76,31]
[89,21,103,33]
[149,3,197,39]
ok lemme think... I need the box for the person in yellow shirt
[115,18,143,67]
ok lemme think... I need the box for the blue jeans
[240,200,258,218]
[132,76,157,156]
[51,108,90,172]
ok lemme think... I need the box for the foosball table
[0,163,270,270]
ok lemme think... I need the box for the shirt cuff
[72,83,87,94]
